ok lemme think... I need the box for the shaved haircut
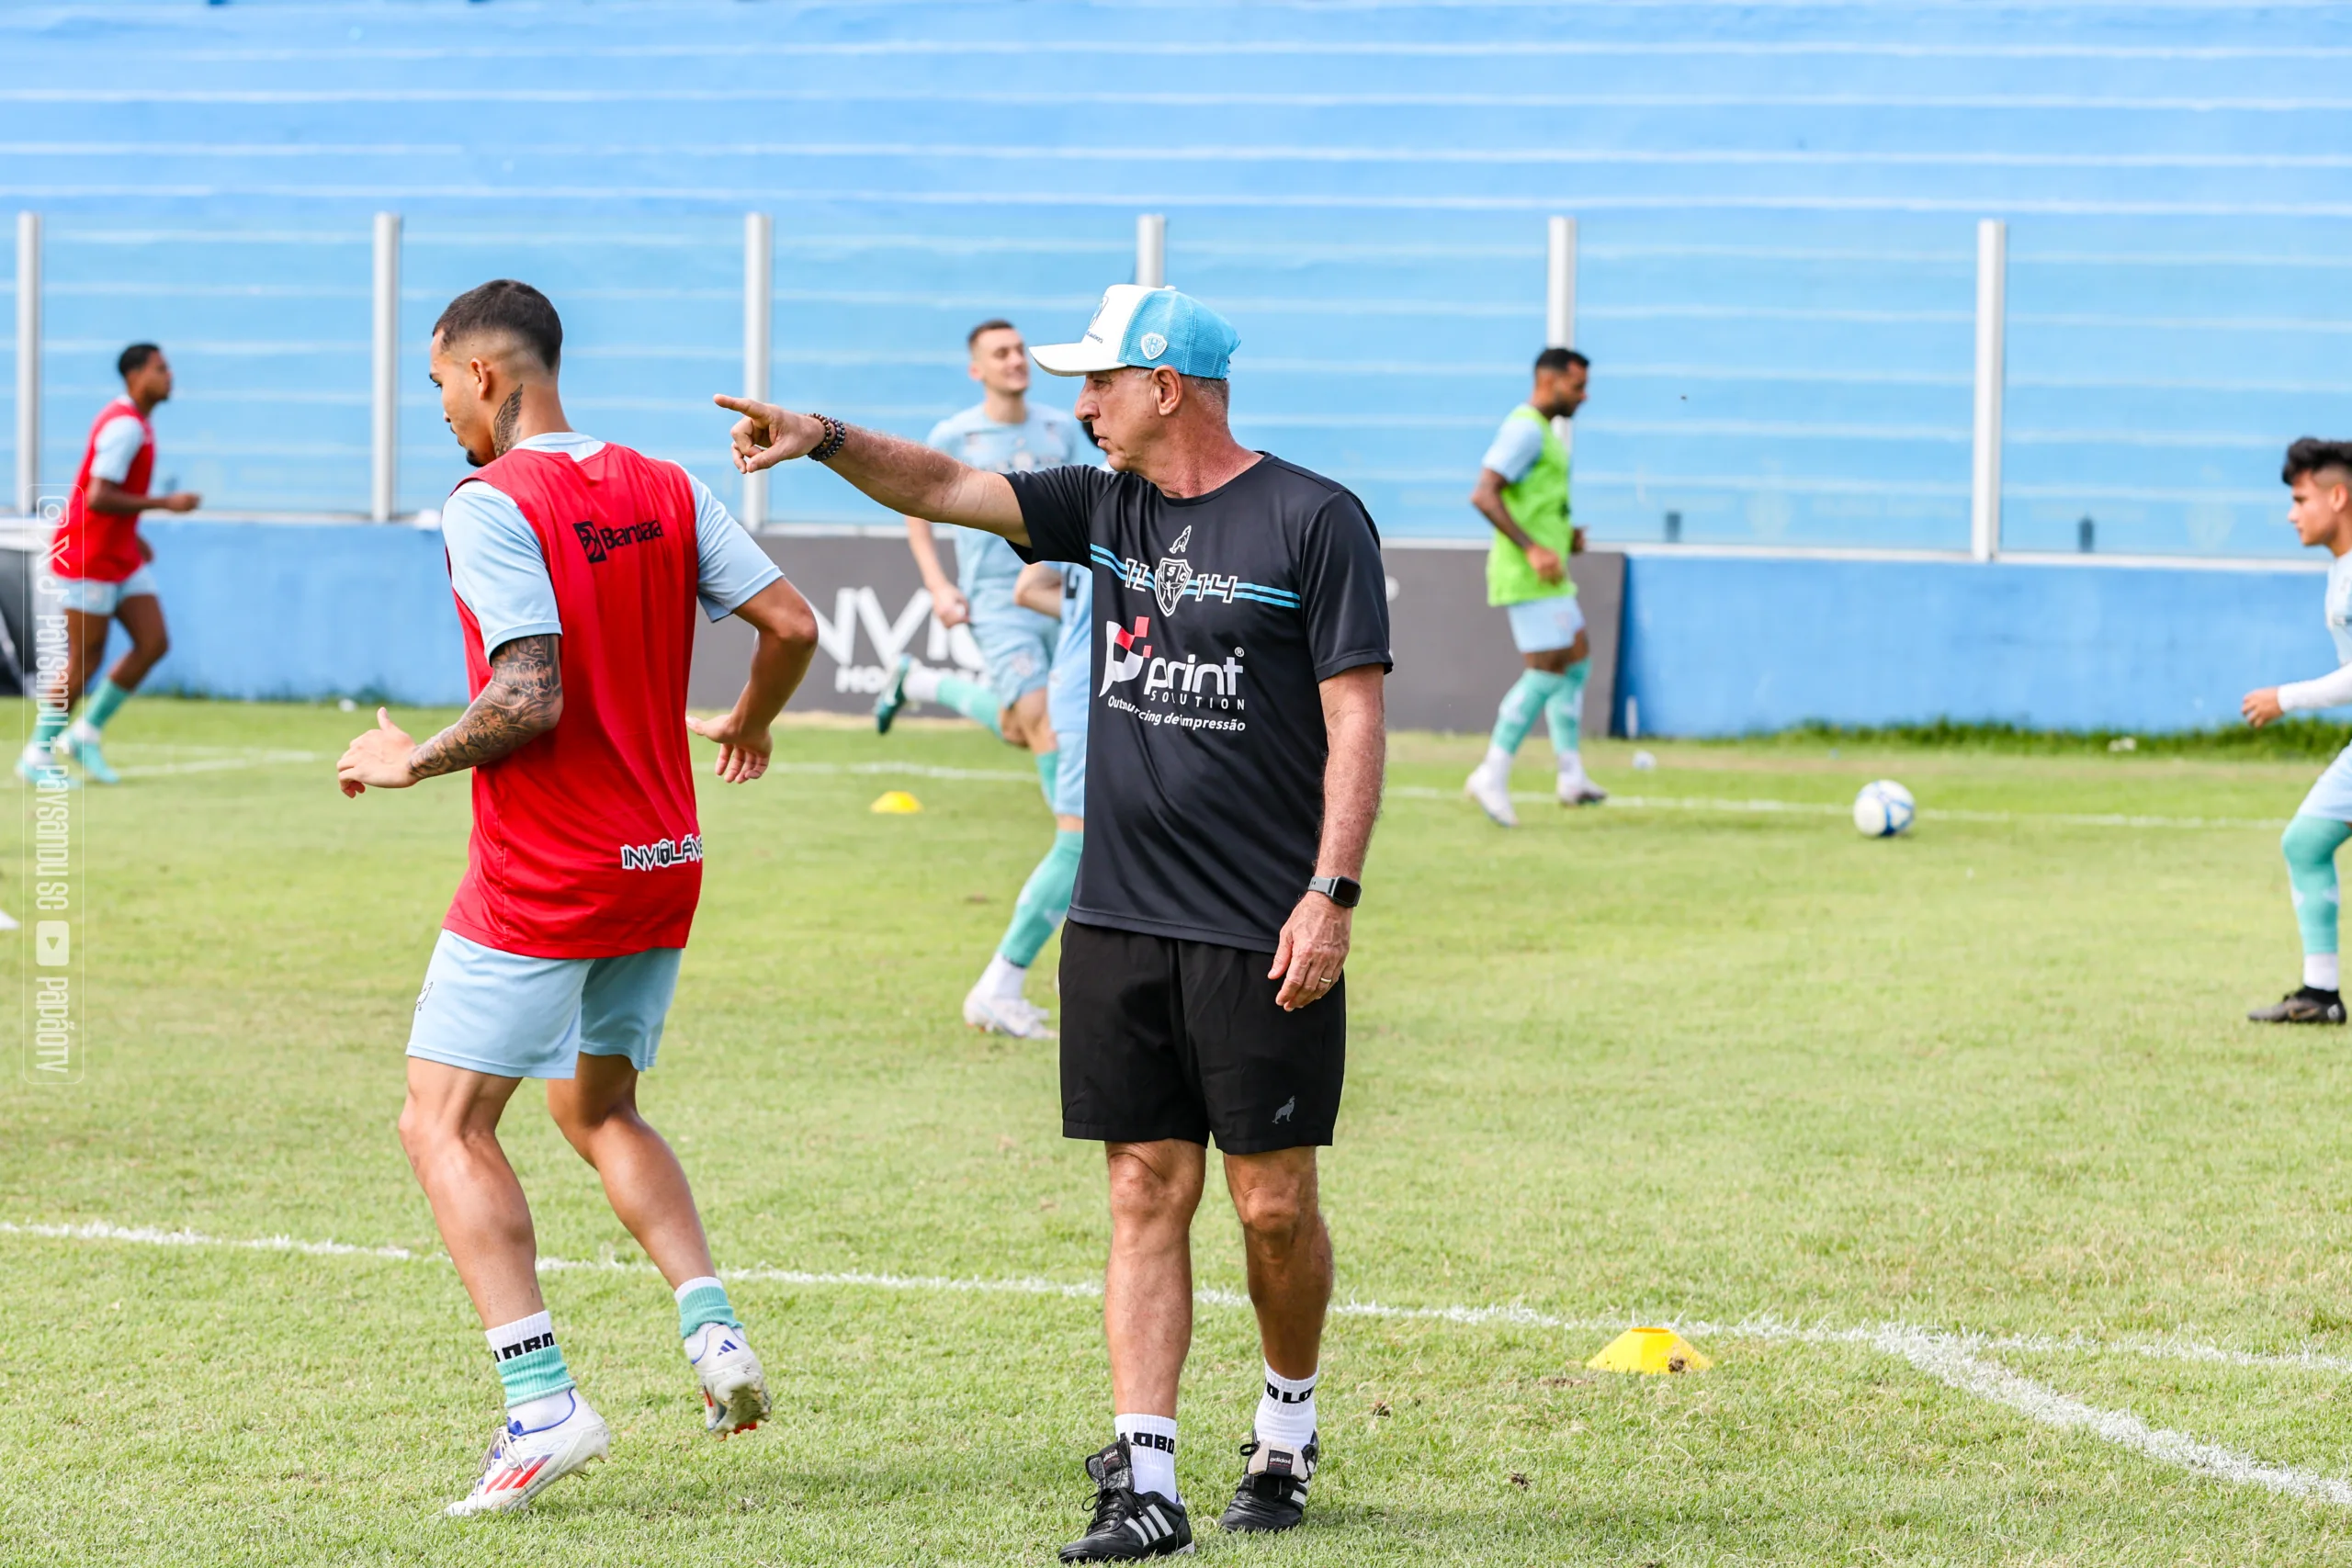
[434,279,564,373]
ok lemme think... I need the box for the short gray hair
[1182,374,1230,416]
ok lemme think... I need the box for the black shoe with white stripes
[1218,1431,1317,1534]
[1057,1439,1193,1561]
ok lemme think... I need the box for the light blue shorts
[2301,745,2352,823]
[967,593,1058,708]
[1051,728,1086,818]
[1504,592,1586,654]
[47,563,159,616]
[406,931,684,1080]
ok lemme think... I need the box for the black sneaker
[2249,987,2347,1023]
[1057,1439,1193,1562]
[1218,1431,1317,1534]
[874,655,913,735]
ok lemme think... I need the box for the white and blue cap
[1031,284,1240,380]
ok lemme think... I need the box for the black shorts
[1057,919,1345,1154]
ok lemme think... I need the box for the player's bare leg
[61,592,167,784]
[1218,1147,1329,1534]
[400,1058,612,1516]
[22,609,111,785]
[548,1055,771,1436]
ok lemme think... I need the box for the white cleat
[1464,763,1519,828]
[445,1393,610,1517]
[963,986,1055,1039]
[687,1323,773,1438]
[1556,771,1608,807]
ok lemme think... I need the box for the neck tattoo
[491,388,524,457]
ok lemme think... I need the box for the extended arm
[336,633,562,795]
[1469,468,1566,583]
[1268,664,1387,1010]
[2247,661,2352,726]
[684,577,820,782]
[712,396,1027,543]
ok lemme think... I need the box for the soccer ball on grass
[1852,780,1915,838]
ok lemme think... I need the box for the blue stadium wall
[6,2,2351,732]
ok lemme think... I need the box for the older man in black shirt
[716,285,1388,1562]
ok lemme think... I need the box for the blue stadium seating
[3,0,2347,554]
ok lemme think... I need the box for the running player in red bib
[336,281,820,1517]
[18,343,200,787]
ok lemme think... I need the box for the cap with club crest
[1030,284,1239,380]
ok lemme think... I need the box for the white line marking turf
[9,1218,2350,1504]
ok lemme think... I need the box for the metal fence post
[1546,214,1577,451]
[370,211,401,522]
[742,211,774,528]
[1136,213,1166,288]
[1971,218,2007,561]
[15,211,39,517]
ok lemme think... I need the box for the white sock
[903,663,944,704]
[1480,744,1512,777]
[509,1389,576,1429]
[979,953,1027,1000]
[67,717,100,745]
[1114,1413,1180,1502]
[1557,750,1587,783]
[2309,953,2341,990]
[1254,1364,1318,1450]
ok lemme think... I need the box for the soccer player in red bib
[337,281,820,1517]
[19,343,200,787]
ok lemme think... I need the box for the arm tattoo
[409,633,562,780]
[491,387,524,457]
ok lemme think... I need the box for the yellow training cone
[1586,1327,1711,1375]
[869,790,923,815]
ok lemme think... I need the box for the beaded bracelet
[809,414,849,464]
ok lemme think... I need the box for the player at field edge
[876,320,1088,761]
[18,343,201,788]
[2243,436,2352,1024]
[714,283,1390,1562]
[1462,345,1605,827]
[337,280,820,1516]
[879,318,1102,1037]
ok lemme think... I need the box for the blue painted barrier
[1616,554,2334,737]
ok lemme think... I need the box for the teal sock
[1489,670,1567,756]
[1544,660,1591,760]
[999,829,1082,967]
[2284,814,2351,959]
[935,675,1004,739]
[1035,749,1060,809]
[82,677,131,732]
[30,705,68,750]
[675,1275,740,1338]
[487,1311,575,1409]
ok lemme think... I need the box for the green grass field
[8,697,2352,1565]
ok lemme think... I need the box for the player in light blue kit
[954,558,1095,1038]
[2244,438,2352,1024]
[875,319,1094,818]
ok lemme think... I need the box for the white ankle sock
[1254,1364,1318,1450]
[903,663,944,704]
[1115,1414,1180,1502]
[980,953,1027,1000]
[508,1389,576,1430]
[1557,750,1586,783]
[2309,953,2341,990]
[1480,745,1512,776]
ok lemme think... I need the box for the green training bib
[1485,403,1577,607]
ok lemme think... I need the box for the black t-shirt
[1009,455,1392,952]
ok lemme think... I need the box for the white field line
[9,1217,2352,1504]
[1388,784,2280,830]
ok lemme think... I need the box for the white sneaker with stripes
[444,1393,611,1517]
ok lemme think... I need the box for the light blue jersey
[2294,553,2352,823]
[925,403,1092,601]
[2327,551,2352,667]
[1046,565,1094,819]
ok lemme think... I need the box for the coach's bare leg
[398,1057,543,1324]
[107,593,170,690]
[1104,1138,1208,1415]
[548,1053,718,1288]
[1224,1147,1331,1380]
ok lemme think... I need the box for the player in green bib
[1464,346,1602,826]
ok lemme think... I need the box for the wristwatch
[1307,874,1362,908]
